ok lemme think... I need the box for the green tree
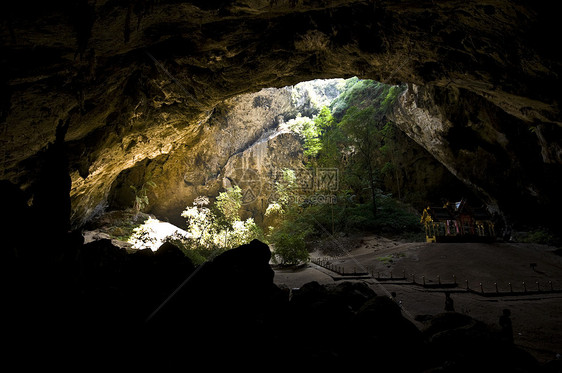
[270,230,310,266]
[379,122,403,200]
[181,196,216,249]
[305,106,335,159]
[180,188,263,251]
[314,106,335,132]
[288,107,335,159]
[128,217,160,250]
[215,185,243,225]
[339,106,383,216]
[265,168,312,265]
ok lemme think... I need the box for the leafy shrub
[268,192,423,245]
[516,228,561,246]
[270,230,310,266]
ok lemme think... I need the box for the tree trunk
[367,162,377,217]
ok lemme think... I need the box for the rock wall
[107,85,308,227]
[391,84,562,225]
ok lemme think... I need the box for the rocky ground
[273,235,562,364]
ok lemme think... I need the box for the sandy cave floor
[272,235,562,364]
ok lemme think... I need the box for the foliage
[180,196,215,249]
[515,228,561,247]
[334,106,383,215]
[128,216,194,251]
[288,114,320,158]
[127,186,264,262]
[267,201,316,266]
[270,168,298,208]
[379,122,402,199]
[265,201,285,217]
[269,230,310,266]
[272,77,422,253]
[303,80,407,216]
[179,187,264,251]
[128,217,160,250]
[214,185,242,225]
[265,168,311,264]
[377,255,393,263]
[163,230,228,265]
[314,106,335,131]
[330,79,405,120]
[267,190,423,251]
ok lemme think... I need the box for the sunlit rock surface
[106,83,326,226]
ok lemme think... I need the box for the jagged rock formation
[391,84,561,224]
[1,0,561,229]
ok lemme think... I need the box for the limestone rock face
[222,130,305,225]
[1,0,560,227]
[391,84,562,223]
[107,85,307,227]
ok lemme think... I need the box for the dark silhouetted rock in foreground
[145,239,275,348]
[2,236,545,371]
[421,312,540,373]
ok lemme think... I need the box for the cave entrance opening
[93,77,476,267]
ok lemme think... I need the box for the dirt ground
[272,235,562,364]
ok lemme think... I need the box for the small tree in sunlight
[270,229,310,266]
[128,217,160,250]
[265,168,298,229]
[180,189,263,251]
[181,196,217,249]
[273,168,298,208]
[264,201,285,228]
[265,168,311,266]
[288,107,335,159]
[215,186,242,226]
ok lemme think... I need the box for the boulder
[144,239,276,361]
[422,313,540,372]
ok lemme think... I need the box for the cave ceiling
[1,0,560,226]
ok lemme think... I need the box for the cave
[1,0,561,370]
